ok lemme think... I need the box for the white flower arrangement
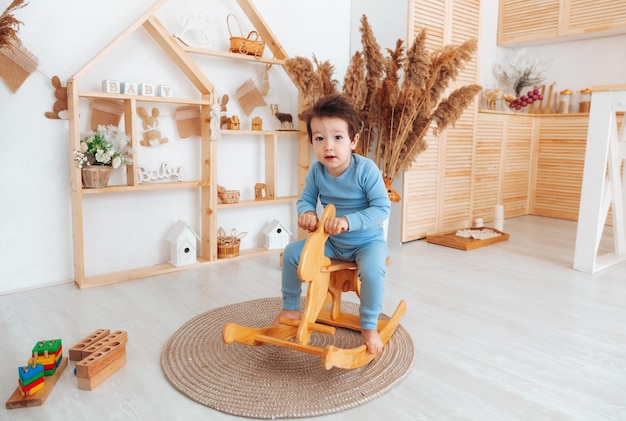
[73,125,133,169]
[492,49,550,97]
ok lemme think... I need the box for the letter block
[102,80,120,94]
[139,83,155,96]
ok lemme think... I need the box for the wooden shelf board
[81,181,208,194]
[426,227,510,251]
[178,43,285,66]
[77,248,281,289]
[6,356,68,410]
[221,129,305,136]
[217,196,298,208]
[78,91,211,105]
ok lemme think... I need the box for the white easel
[573,85,626,273]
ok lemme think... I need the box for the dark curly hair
[303,94,360,144]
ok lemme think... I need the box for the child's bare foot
[362,329,383,355]
[271,309,301,326]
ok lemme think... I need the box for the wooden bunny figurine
[137,107,168,147]
[44,75,68,120]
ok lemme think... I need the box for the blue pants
[281,237,388,330]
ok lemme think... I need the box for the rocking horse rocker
[222,204,406,370]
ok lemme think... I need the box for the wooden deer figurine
[269,104,294,130]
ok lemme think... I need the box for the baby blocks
[29,339,63,376]
[18,363,45,396]
[6,338,68,409]
[69,329,128,391]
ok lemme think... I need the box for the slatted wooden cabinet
[498,0,626,46]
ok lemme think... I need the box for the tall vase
[81,166,112,188]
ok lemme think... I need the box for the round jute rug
[161,297,414,419]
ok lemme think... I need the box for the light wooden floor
[1,216,625,421]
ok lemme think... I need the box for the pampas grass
[0,0,27,50]
[284,14,481,187]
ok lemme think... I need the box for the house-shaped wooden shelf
[67,0,308,288]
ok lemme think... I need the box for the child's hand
[298,211,319,232]
[324,217,349,235]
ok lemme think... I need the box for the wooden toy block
[102,80,120,94]
[75,341,125,379]
[69,328,111,361]
[28,351,62,375]
[32,339,62,356]
[18,376,44,395]
[139,83,155,96]
[6,356,67,409]
[81,330,127,359]
[18,364,44,385]
[158,85,173,97]
[21,381,44,396]
[121,82,138,95]
[77,352,126,391]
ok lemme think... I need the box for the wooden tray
[426,227,510,250]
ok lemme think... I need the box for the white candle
[494,205,504,220]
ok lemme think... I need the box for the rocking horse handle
[297,204,335,282]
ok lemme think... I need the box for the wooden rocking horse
[222,204,406,370]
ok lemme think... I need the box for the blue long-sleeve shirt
[297,154,391,248]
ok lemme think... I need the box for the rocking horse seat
[222,204,406,370]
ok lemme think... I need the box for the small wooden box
[426,227,510,250]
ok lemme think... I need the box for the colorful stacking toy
[28,339,63,376]
[18,363,45,396]
[6,338,67,409]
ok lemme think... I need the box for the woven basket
[81,166,112,188]
[217,227,247,259]
[227,14,265,58]
[217,239,240,258]
[218,189,240,204]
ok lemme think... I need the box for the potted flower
[73,124,133,188]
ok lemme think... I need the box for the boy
[275,94,391,355]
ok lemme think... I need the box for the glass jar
[558,89,572,114]
[578,88,592,113]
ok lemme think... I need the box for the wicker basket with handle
[217,227,247,258]
[227,14,265,58]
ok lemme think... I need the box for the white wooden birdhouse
[166,220,201,267]
[261,219,292,250]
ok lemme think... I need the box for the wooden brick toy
[69,329,128,391]
[75,340,125,378]
[80,330,127,359]
[68,329,110,361]
[77,352,126,391]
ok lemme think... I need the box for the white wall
[0,0,351,294]
[1,0,624,294]
[478,0,626,93]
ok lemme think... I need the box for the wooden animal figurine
[219,94,230,128]
[137,106,168,147]
[44,75,68,119]
[222,204,406,370]
[269,104,294,130]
